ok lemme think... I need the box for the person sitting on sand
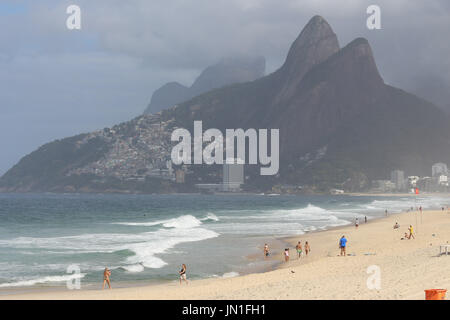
[295,241,302,258]
[393,222,400,229]
[339,236,347,256]
[179,264,188,285]
[401,232,408,240]
[284,248,290,262]
[304,241,311,256]
[408,225,415,239]
[264,243,270,258]
[102,267,111,290]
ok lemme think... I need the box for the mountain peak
[336,37,383,85]
[280,15,340,81]
[270,16,340,106]
[297,36,384,96]
[144,55,266,114]
[343,37,371,53]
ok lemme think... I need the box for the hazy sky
[1,0,450,175]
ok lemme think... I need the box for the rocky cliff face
[144,55,266,115]
[2,15,450,193]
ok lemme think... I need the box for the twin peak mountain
[1,16,449,193]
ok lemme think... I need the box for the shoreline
[2,191,449,197]
[2,206,449,299]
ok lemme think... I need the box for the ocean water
[0,193,448,291]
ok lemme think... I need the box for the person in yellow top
[408,225,415,239]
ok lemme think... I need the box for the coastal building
[432,163,448,177]
[390,170,406,191]
[222,159,244,192]
[438,175,448,187]
[407,176,420,188]
[372,180,396,193]
[417,176,433,192]
[330,188,344,195]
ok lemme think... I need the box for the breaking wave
[0,273,86,288]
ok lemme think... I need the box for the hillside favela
[0,1,450,307]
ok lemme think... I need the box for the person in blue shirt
[339,235,347,256]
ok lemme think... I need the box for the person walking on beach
[295,241,302,259]
[264,243,270,258]
[102,267,112,290]
[284,248,290,262]
[339,236,347,256]
[355,218,359,228]
[304,241,311,256]
[179,264,188,285]
[385,209,388,216]
[408,225,415,239]
[365,216,367,224]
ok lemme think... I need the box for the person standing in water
[179,264,188,285]
[304,241,311,256]
[295,241,302,259]
[263,243,270,258]
[102,267,112,290]
[339,236,347,256]
[284,248,290,262]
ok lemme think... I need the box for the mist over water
[0,193,448,290]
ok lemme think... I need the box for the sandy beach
[2,208,449,300]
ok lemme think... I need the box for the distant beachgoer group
[275,240,311,263]
[100,205,437,289]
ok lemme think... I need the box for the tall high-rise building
[223,159,244,192]
[432,163,448,177]
[390,170,405,191]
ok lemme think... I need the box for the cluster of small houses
[69,114,450,195]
